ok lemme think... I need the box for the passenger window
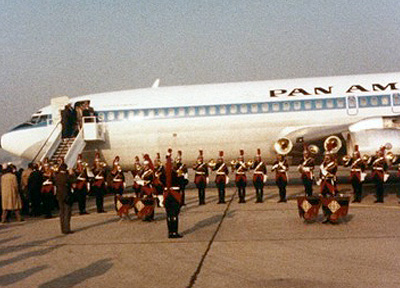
[189,107,195,116]
[272,103,279,111]
[240,104,248,113]
[304,101,312,110]
[147,110,155,117]
[230,105,237,114]
[107,112,115,121]
[315,100,323,109]
[220,105,226,114]
[137,110,144,117]
[283,102,290,111]
[118,111,125,120]
[371,96,378,106]
[294,102,301,110]
[98,112,105,121]
[199,107,206,116]
[337,99,345,108]
[381,96,389,105]
[262,103,269,112]
[178,108,185,116]
[359,97,367,107]
[251,104,258,113]
[209,106,216,115]
[326,99,334,108]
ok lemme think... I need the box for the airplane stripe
[11,93,398,131]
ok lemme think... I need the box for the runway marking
[186,191,236,288]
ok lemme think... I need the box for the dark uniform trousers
[215,175,226,203]
[253,174,264,203]
[164,193,181,236]
[236,175,247,203]
[91,184,105,212]
[195,175,207,205]
[302,176,313,197]
[372,172,384,202]
[276,175,287,201]
[75,184,88,213]
[41,191,54,217]
[350,173,363,202]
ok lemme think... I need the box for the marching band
[21,142,400,236]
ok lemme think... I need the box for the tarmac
[0,181,400,288]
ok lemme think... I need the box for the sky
[1,0,400,161]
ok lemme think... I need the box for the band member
[131,156,143,197]
[251,149,267,203]
[370,147,388,203]
[73,154,89,215]
[41,163,55,218]
[233,150,247,203]
[272,154,289,203]
[111,156,125,210]
[174,151,189,205]
[343,145,366,203]
[154,153,165,207]
[140,155,156,221]
[212,151,229,204]
[91,152,107,213]
[193,150,208,205]
[298,146,315,197]
[163,149,183,238]
[320,153,338,197]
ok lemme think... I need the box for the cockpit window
[10,114,50,131]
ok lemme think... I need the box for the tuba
[324,136,342,153]
[274,137,293,155]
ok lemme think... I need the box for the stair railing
[32,121,62,163]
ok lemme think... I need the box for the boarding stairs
[33,116,105,168]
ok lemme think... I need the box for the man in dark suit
[54,163,73,234]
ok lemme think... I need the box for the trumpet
[246,160,254,168]
[208,159,217,168]
[342,155,351,162]
[386,152,397,163]
[308,144,319,155]
[362,154,371,163]
[230,160,238,167]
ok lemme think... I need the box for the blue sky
[1,0,400,139]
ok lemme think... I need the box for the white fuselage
[2,72,400,169]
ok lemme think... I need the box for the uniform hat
[197,150,203,160]
[167,148,173,158]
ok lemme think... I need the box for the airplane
[2,72,400,170]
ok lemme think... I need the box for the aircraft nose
[1,131,27,157]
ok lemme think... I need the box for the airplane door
[391,93,400,113]
[346,95,358,115]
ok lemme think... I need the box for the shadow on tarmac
[181,210,236,236]
[0,265,48,286]
[38,258,113,288]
